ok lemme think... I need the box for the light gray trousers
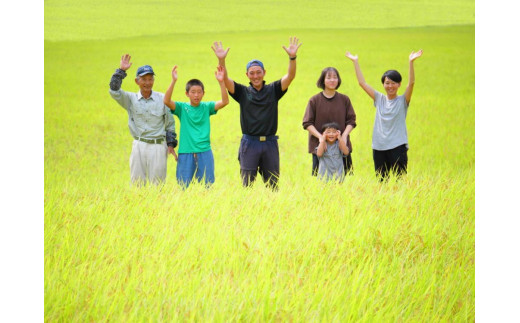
[129,140,168,185]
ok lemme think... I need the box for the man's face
[246,66,265,88]
[185,85,205,106]
[135,74,155,94]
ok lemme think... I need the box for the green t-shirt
[172,101,217,153]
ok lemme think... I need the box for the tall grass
[45,1,474,319]
[45,172,474,321]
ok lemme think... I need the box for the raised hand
[345,51,358,61]
[171,65,178,81]
[212,41,230,60]
[282,37,302,57]
[120,54,132,71]
[409,49,423,62]
[215,65,225,82]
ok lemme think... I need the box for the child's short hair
[185,79,205,92]
[316,67,341,90]
[381,70,402,84]
[321,122,341,132]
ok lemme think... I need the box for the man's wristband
[290,56,297,60]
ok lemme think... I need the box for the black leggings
[373,144,408,180]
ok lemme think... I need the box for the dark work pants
[372,144,408,181]
[238,136,279,190]
[312,153,353,176]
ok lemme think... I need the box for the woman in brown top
[302,67,357,176]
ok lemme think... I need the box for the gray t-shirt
[317,141,345,182]
[372,91,409,150]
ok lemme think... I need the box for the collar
[321,91,337,100]
[249,80,266,92]
[137,91,155,100]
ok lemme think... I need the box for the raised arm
[163,66,178,111]
[212,41,235,94]
[281,37,302,91]
[109,54,132,91]
[120,54,132,72]
[214,65,229,111]
[345,51,375,100]
[316,134,327,157]
[404,50,423,105]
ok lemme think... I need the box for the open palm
[409,50,423,61]
[345,51,358,61]
[282,37,302,57]
[215,65,225,82]
[212,41,230,60]
[120,54,132,71]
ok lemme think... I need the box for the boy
[316,122,350,183]
[345,49,423,180]
[163,65,229,188]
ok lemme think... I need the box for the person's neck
[326,139,336,145]
[141,90,152,99]
[386,93,397,100]
[323,89,336,98]
[253,84,264,91]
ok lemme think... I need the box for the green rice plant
[45,0,474,320]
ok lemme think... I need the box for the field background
[45,0,475,321]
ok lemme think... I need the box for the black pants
[372,144,408,181]
[239,136,279,190]
[312,153,353,176]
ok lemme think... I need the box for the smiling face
[383,77,401,99]
[186,85,205,106]
[135,74,154,97]
[323,127,340,143]
[246,66,265,90]
[324,71,339,91]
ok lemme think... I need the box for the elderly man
[109,54,178,185]
[212,38,302,190]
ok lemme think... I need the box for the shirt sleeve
[109,68,126,91]
[229,81,244,102]
[108,69,133,111]
[345,96,357,128]
[273,79,287,100]
[400,95,409,108]
[173,101,183,117]
[302,96,316,130]
[208,101,217,115]
[373,90,383,108]
[165,105,177,147]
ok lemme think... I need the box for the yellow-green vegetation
[45,0,474,321]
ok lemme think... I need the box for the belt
[242,134,278,142]
[134,136,165,144]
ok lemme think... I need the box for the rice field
[44,0,475,321]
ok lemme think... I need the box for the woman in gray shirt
[345,49,423,180]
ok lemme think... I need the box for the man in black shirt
[212,38,302,189]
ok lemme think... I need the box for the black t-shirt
[230,80,287,136]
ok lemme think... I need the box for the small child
[316,122,350,183]
[163,65,229,188]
